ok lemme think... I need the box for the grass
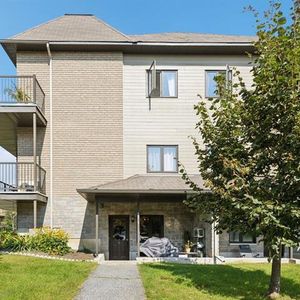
[0,254,97,300]
[139,262,300,300]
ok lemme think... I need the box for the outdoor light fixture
[131,216,135,223]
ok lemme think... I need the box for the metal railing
[0,76,45,113]
[0,162,46,194]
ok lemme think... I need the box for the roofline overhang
[77,188,201,194]
[0,39,255,46]
[77,188,211,201]
[0,38,255,66]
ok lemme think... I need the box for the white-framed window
[229,231,256,244]
[147,145,178,173]
[147,70,178,98]
[205,70,232,98]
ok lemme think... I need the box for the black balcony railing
[0,162,46,194]
[0,76,45,113]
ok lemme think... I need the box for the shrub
[0,211,16,232]
[0,230,29,252]
[30,227,71,256]
[0,227,71,256]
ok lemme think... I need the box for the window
[147,145,178,173]
[147,70,177,98]
[205,70,232,98]
[229,231,256,244]
[140,215,164,242]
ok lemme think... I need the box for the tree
[181,2,300,298]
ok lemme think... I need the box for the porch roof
[77,174,208,200]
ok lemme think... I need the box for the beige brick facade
[16,51,124,247]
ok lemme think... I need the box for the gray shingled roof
[11,14,130,42]
[8,14,255,44]
[130,32,257,43]
[80,174,206,194]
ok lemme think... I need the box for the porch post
[33,200,37,229]
[211,221,220,264]
[33,112,37,192]
[95,200,99,256]
[136,198,140,258]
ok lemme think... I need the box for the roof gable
[11,14,130,42]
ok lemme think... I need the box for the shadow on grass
[144,263,300,300]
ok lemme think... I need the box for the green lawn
[0,255,96,300]
[139,263,300,300]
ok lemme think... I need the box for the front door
[109,215,130,260]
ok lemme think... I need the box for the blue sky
[0,0,293,75]
[0,0,293,161]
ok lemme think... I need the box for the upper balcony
[0,162,47,203]
[0,75,47,126]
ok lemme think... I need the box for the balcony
[0,162,46,195]
[0,75,47,126]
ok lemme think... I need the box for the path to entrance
[75,261,146,300]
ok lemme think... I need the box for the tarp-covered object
[140,237,179,257]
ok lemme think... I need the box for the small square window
[147,70,178,98]
[147,145,178,173]
[205,70,232,98]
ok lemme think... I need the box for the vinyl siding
[123,54,253,177]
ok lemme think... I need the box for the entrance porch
[77,174,214,260]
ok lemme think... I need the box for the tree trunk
[267,254,281,298]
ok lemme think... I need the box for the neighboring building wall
[0,201,16,212]
[79,201,195,260]
[0,113,17,156]
[123,54,253,176]
[16,51,124,248]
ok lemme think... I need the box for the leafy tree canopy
[181,3,300,295]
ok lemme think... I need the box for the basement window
[229,231,256,244]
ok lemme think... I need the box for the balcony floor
[0,191,47,203]
[0,104,47,127]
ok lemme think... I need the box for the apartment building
[0,14,264,260]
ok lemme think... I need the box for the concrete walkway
[75,261,146,300]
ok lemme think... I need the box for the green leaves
[182,1,300,257]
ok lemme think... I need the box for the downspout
[46,42,53,228]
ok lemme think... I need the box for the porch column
[95,200,99,256]
[212,221,219,264]
[33,112,37,191]
[136,199,140,258]
[33,200,37,228]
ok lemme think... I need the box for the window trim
[147,69,178,98]
[205,69,230,99]
[146,145,179,173]
[229,231,257,244]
